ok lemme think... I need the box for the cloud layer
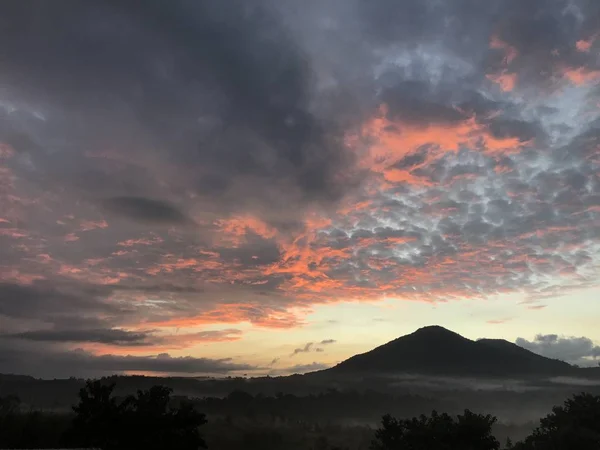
[516,334,600,366]
[1,0,600,376]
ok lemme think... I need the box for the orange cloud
[79,220,108,232]
[99,271,131,285]
[80,328,244,355]
[64,233,80,242]
[563,67,600,85]
[215,215,278,247]
[490,35,518,65]
[0,269,45,285]
[118,235,164,247]
[487,72,517,92]
[145,252,225,277]
[347,105,530,185]
[486,318,512,325]
[0,228,27,238]
[576,37,594,52]
[146,303,302,330]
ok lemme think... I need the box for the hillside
[327,326,574,377]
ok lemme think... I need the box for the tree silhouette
[65,380,207,450]
[65,380,121,449]
[370,409,500,450]
[0,395,20,415]
[511,393,600,450]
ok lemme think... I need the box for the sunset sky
[1,0,600,378]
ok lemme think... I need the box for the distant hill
[326,326,574,377]
[2,326,598,410]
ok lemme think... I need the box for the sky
[1,0,600,379]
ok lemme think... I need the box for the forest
[1,380,599,449]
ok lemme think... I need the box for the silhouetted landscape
[3,0,600,447]
[2,327,600,449]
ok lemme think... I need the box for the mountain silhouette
[327,326,573,377]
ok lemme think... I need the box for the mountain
[326,326,573,377]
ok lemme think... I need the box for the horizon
[1,0,600,379]
[1,324,597,381]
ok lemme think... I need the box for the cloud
[1,0,600,375]
[291,339,335,356]
[486,318,513,325]
[102,197,192,225]
[291,342,313,356]
[0,0,356,221]
[516,334,600,366]
[0,340,256,378]
[2,328,152,346]
[0,281,131,325]
[271,362,331,376]
[80,352,254,375]
[1,327,244,350]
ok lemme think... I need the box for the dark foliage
[63,380,207,450]
[0,395,70,448]
[2,389,600,449]
[370,409,500,450]
[510,393,600,450]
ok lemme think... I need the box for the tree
[371,409,500,450]
[65,380,207,450]
[512,393,600,450]
[65,380,121,449]
[120,385,208,450]
[0,395,20,415]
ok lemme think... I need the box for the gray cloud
[2,328,152,346]
[0,341,256,378]
[0,281,133,326]
[80,353,254,374]
[291,342,313,356]
[0,0,600,376]
[102,197,192,225]
[291,339,335,356]
[0,0,357,222]
[516,334,600,366]
[270,362,331,376]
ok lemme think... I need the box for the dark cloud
[516,334,600,366]
[94,353,252,374]
[0,341,256,378]
[291,342,313,356]
[485,117,544,143]
[0,281,130,324]
[379,80,469,126]
[0,0,600,376]
[290,339,335,356]
[0,0,357,221]
[274,362,331,375]
[2,328,151,346]
[102,196,191,225]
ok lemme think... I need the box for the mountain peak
[329,325,573,376]
[412,325,458,336]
